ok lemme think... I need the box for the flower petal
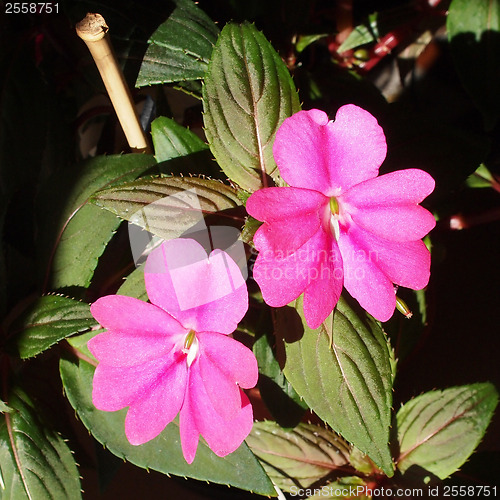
[90,296,186,365]
[91,351,181,412]
[302,234,343,329]
[247,187,326,254]
[145,239,248,334]
[349,205,436,242]
[253,227,339,308]
[179,387,199,464]
[342,169,435,207]
[198,354,241,422]
[124,358,188,445]
[338,229,396,322]
[182,364,254,460]
[273,106,387,195]
[347,225,431,290]
[199,332,258,389]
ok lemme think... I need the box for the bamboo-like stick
[76,13,151,153]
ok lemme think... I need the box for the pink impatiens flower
[88,238,257,464]
[247,105,435,328]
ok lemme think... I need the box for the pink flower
[246,105,435,328]
[88,238,257,464]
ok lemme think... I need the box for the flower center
[182,330,199,367]
[329,196,340,241]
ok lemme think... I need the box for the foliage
[1,0,499,498]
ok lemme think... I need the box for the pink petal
[349,205,436,242]
[179,388,199,464]
[273,106,386,195]
[182,364,254,459]
[338,229,396,322]
[342,169,435,207]
[198,354,241,422]
[347,225,431,290]
[88,327,185,367]
[90,296,187,362]
[91,351,182,411]
[145,239,248,334]
[124,358,188,445]
[252,226,337,308]
[302,234,343,329]
[246,187,326,254]
[199,332,258,389]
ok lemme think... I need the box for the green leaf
[116,264,147,301]
[38,154,156,290]
[90,176,242,241]
[0,401,12,414]
[203,22,301,192]
[0,386,81,499]
[466,164,496,189]
[448,0,500,129]
[396,383,499,481]
[136,0,219,87]
[151,116,219,177]
[59,355,275,495]
[276,297,394,476]
[10,295,96,359]
[246,421,350,492]
[151,116,208,163]
[338,13,378,53]
[295,34,328,53]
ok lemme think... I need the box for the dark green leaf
[59,355,275,495]
[0,387,81,499]
[11,295,96,359]
[203,22,301,192]
[276,297,394,476]
[304,477,369,499]
[246,421,350,492]
[253,332,308,427]
[136,0,219,87]
[448,0,500,129]
[116,264,147,301]
[90,176,242,241]
[38,154,156,290]
[396,383,499,480]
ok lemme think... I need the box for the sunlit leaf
[246,421,350,492]
[136,0,219,87]
[203,22,301,192]
[276,297,394,476]
[90,176,242,241]
[10,295,96,359]
[396,383,499,480]
[0,386,81,499]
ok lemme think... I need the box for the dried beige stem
[76,13,151,153]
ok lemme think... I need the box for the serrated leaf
[136,0,219,87]
[38,154,156,290]
[246,421,350,492]
[151,116,208,163]
[396,383,499,480]
[10,295,96,359]
[116,264,147,301]
[448,0,500,129]
[203,22,301,192]
[151,116,219,177]
[59,356,275,495]
[276,297,394,476]
[0,386,81,499]
[90,176,242,241]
